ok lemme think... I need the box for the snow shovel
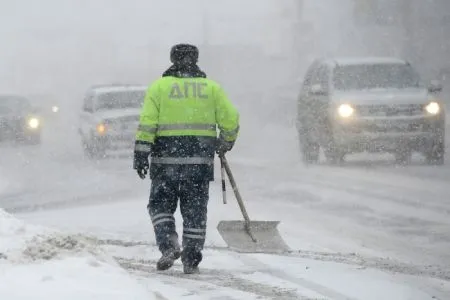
[216,155,290,254]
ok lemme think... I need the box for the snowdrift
[0,209,152,300]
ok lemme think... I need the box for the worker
[133,43,239,274]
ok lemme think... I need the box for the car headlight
[96,123,106,134]
[28,118,40,129]
[425,101,440,115]
[338,104,354,118]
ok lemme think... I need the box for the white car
[79,84,147,158]
[296,57,446,165]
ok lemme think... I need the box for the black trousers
[147,179,209,266]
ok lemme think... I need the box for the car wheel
[323,137,345,165]
[320,122,345,165]
[23,134,41,145]
[82,139,105,159]
[425,140,445,166]
[325,148,346,165]
[299,133,320,164]
[394,148,412,165]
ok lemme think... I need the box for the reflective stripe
[134,143,151,152]
[220,126,240,135]
[151,213,175,226]
[183,233,205,240]
[151,213,174,222]
[220,125,239,137]
[183,228,206,240]
[153,218,175,226]
[138,124,157,133]
[158,123,216,132]
[184,228,206,233]
[152,157,213,165]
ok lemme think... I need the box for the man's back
[151,76,222,132]
[146,75,237,181]
[132,43,239,274]
[134,43,239,182]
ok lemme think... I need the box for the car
[438,66,450,105]
[0,95,42,145]
[296,57,445,165]
[79,84,147,158]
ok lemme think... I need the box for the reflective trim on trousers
[151,157,214,165]
[183,228,206,240]
[138,124,158,133]
[151,213,174,221]
[151,213,175,226]
[153,218,175,226]
[134,143,152,152]
[158,123,216,132]
[184,228,206,233]
[183,233,205,240]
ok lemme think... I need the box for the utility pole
[400,0,414,63]
[201,1,213,75]
[290,0,305,80]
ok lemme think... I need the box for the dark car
[0,95,42,144]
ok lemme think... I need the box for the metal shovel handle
[220,157,227,204]
[219,155,257,242]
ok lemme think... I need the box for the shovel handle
[219,155,257,243]
[220,157,227,204]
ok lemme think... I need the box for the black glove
[216,138,235,156]
[133,142,151,179]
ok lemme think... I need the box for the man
[133,43,239,274]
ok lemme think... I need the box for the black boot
[156,249,181,271]
[181,249,202,274]
[183,263,200,274]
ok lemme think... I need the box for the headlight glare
[425,101,440,115]
[338,104,354,118]
[28,118,40,129]
[96,123,106,134]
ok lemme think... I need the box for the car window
[83,94,94,113]
[94,90,145,111]
[0,96,31,114]
[333,63,422,90]
[312,65,329,89]
[301,69,316,92]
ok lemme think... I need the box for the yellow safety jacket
[136,74,239,181]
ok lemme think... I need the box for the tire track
[95,237,450,281]
[116,257,304,300]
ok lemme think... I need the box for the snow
[0,1,448,299]
[2,112,449,298]
[17,194,447,299]
[1,257,151,300]
[0,209,153,300]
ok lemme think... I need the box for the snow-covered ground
[2,202,445,300]
[0,115,449,299]
[0,209,152,300]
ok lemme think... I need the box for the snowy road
[0,121,146,212]
[1,117,450,298]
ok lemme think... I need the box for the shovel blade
[217,220,290,253]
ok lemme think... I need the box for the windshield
[0,96,31,114]
[95,90,145,111]
[333,64,422,90]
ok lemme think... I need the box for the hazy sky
[0,0,418,108]
[0,1,301,93]
[3,0,447,128]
